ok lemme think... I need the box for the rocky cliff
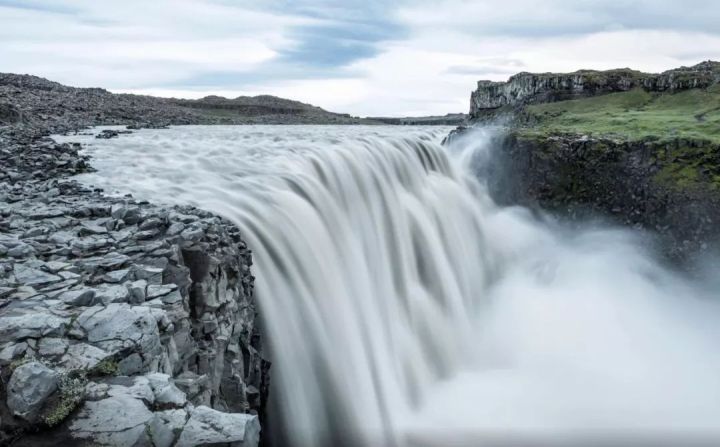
[460,61,720,264]
[0,77,269,445]
[470,61,720,118]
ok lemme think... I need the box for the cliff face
[461,60,720,263]
[470,61,720,118]
[477,132,720,260]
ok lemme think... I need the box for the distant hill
[0,73,373,132]
[173,94,364,124]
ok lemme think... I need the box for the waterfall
[63,125,720,447]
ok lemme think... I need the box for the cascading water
[57,125,720,446]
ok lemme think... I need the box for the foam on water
[56,125,720,446]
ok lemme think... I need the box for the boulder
[176,405,260,447]
[7,361,59,422]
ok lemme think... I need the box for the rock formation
[459,60,720,263]
[470,61,720,117]
[0,75,269,445]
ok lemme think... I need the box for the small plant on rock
[42,371,87,427]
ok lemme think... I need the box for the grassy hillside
[520,86,720,143]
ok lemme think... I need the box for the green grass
[522,87,720,143]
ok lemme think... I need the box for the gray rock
[7,242,35,258]
[166,222,185,236]
[0,286,14,299]
[76,303,161,359]
[118,353,143,375]
[94,283,130,304]
[133,265,164,285]
[7,361,59,422]
[79,219,108,235]
[0,311,69,340]
[146,373,187,408]
[60,343,109,370]
[180,226,204,242]
[13,263,62,287]
[38,337,69,356]
[0,341,27,364]
[161,289,184,305]
[58,288,97,306]
[43,260,70,273]
[69,394,153,447]
[107,376,154,403]
[78,253,130,272]
[111,204,141,224]
[146,284,176,299]
[104,268,130,283]
[146,409,188,447]
[176,405,260,447]
[128,279,148,303]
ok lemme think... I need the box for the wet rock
[7,361,59,422]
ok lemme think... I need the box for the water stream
[56,125,720,446]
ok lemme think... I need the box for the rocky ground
[0,77,270,446]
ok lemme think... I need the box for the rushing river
[55,125,720,446]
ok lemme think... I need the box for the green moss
[90,358,119,376]
[653,144,720,191]
[521,87,720,143]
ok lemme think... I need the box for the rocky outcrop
[470,61,720,117]
[0,174,268,445]
[0,73,269,444]
[472,131,720,261]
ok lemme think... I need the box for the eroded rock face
[0,175,268,445]
[472,131,720,262]
[470,61,720,117]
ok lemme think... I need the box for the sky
[1,0,720,117]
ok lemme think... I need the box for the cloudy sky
[1,0,719,116]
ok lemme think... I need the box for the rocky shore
[1,76,269,446]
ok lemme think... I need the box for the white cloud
[1,0,719,116]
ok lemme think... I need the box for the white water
[57,125,720,446]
